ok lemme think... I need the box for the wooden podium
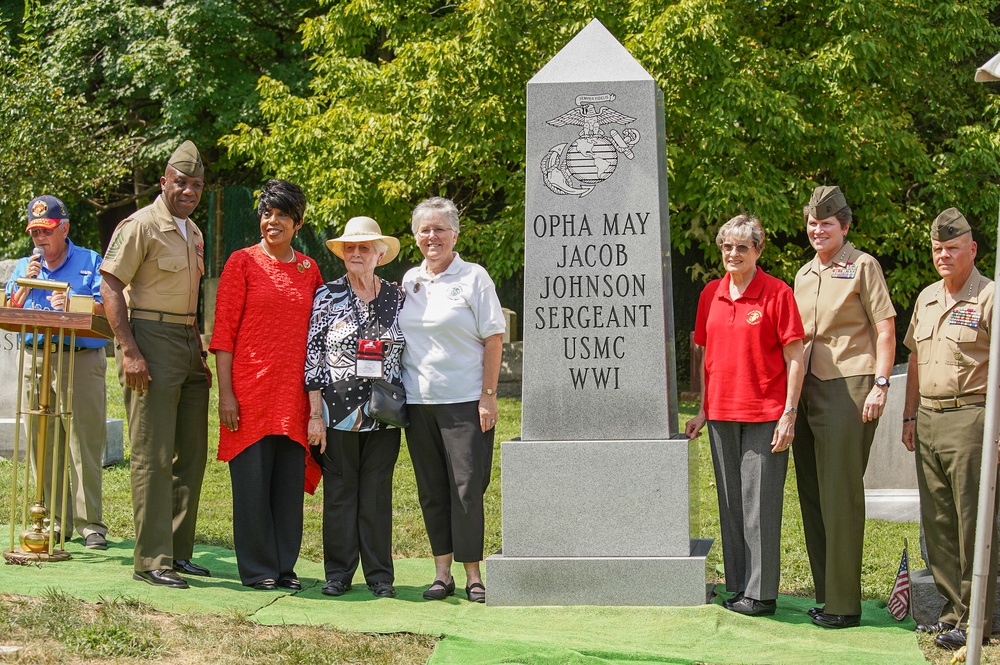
[0,283,112,563]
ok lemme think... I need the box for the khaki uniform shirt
[101,195,205,315]
[794,241,895,380]
[904,268,992,397]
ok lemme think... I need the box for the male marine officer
[902,208,997,650]
[100,141,213,588]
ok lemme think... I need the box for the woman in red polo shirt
[685,214,805,616]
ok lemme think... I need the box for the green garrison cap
[931,208,972,241]
[808,185,848,219]
[167,140,204,177]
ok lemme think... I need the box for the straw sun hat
[325,216,400,266]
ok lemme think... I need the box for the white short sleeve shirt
[399,253,506,404]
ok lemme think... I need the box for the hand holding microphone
[26,247,43,279]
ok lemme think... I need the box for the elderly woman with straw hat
[305,216,405,599]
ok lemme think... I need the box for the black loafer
[722,591,745,610]
[422,578,456,601]
[466,582,486,603]
[252,578,278,591]
[915,621,954,634]
[322,580,352,597]
[173,559,211,577]
[278,578,302,591]
[934,627,989,650]
[370,581,396,598]
[84,533,108,550]
[728,597,776,616]
[133,569,189,589]
[812,612,861,629]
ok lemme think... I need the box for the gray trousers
[708,420,788,601]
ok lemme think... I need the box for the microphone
[31,247,43,258]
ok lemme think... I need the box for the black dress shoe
[251,578,278,591]
[807,606,824,618]
[322,580,352,597]
[915,621,954,634]
[722,591,745,610]
[465,582,486,603]
[422,578,456,601]
[812,612,861,629]
[728,597,776,616]
[278,578,302,591]
[173,559,211,577]
[369,581,396,598]
[934,627,989,650]
[133,569,189,589]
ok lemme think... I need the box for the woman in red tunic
[209,180,324,590]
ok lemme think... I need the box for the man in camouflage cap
[902,208,997,650]
[100,140,212,589]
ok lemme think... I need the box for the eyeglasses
[417,226,455,238]
[28,227,59,238]
[720,243,753,254]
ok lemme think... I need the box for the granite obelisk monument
[486,19,712,606]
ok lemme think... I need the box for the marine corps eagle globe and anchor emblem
[540,92,641,197]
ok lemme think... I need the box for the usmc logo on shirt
[746,310,762,325]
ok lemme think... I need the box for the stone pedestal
[488,438,710,606]
[864,364,919,522]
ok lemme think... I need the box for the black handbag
[347,280,408,428]
[368,378,408,428]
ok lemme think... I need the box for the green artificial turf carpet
[0,536,925,664]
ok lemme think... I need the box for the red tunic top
[694,268,804,422]
[209,245,324,493]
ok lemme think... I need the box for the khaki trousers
[793,373,877,616]
[118,320,208,572]
[915,404,999,631]
[24,346,108,538]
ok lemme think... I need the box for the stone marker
[486,19,712,606]
[863,363,919,522]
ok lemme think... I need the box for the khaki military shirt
[101,195,204,315]
[904,268,992,398]
[794,241,896,380]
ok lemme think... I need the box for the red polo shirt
[694,268,804,422]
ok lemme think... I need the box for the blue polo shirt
[5,239,107,349]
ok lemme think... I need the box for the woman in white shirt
[398,197,505,604]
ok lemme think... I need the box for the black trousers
[319,427,400,585]
[229,435,305,586]
[406,402,494,562]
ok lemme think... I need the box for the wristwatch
[482,388,495,395]
[875,376,890,388]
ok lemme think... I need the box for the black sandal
[466,582,486,603]
[422,578,456,600]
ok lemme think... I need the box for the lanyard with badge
[347,282,384,379]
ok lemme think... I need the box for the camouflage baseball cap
[808,185,848,219]
[167,140,204,177]
[931,208,972,241]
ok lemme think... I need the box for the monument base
[0,418,125,466]
[486,539,713,606]
[911,567,1000,633]
[864,489,920,522]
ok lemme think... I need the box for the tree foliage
[0,0,320,253]
[0,32,131,252]
[226,0,1000,305]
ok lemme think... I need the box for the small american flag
[887,542,910,621]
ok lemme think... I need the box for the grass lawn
[0,356,979,663]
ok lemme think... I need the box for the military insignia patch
[831,263,858,279]
[195,244,204,258]
[32,200,48,217]
[948,307,981,328]
[105,232,124,261]
[746,310,762,325]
